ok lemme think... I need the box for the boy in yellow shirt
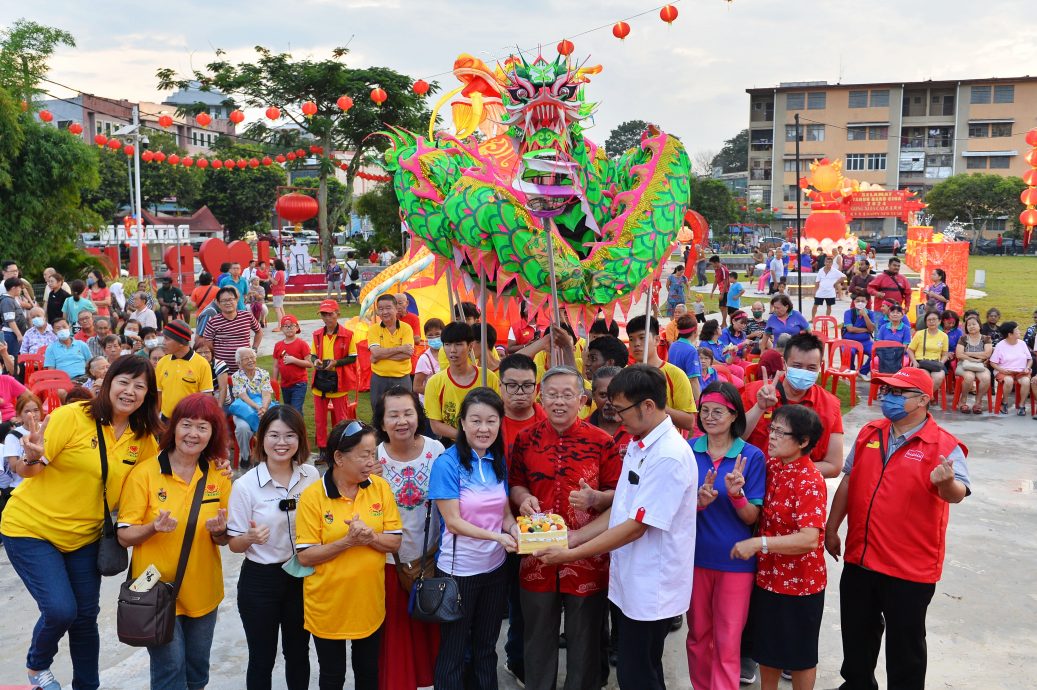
[424,322,499,441]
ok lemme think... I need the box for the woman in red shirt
[269,259,287,328]
[86,271,111,317]
[731,404,827,690]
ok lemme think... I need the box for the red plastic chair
[29,369,73,388]
[866,340,910,406]
[30,378,71,414]
[992,377,1035,415]
[812,315,840,344]
[743,362,761,383]
[18,352,45,379]
[270,380,282,402]
[822,339,864,401]
[952,375,993,413]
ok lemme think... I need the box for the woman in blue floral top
[228,346,275,469]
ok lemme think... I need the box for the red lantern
[1024,169,1037,186]
[141,151,154,163]
[309,145,322,154]
[195,113,211,128]
[1026,128,1037,147]
[275,154,286,164]
[265,106,281,121]
[557,39,575,56]
[248,158,260,168]
[68,122,83,135]
[659,5,678,24]
[229,110,245,125]
[337,95,353,112]
[94,134,108,147]
[38,109,53,123]
[224,158,236,169]
[1020,209,1037,227]
[196,158,209,169]
[182,156,194,167]
[295,148,306,158]
[123,144,135,157]
[262,156,272,166]
[153,151,166,163]
[772,207,779,212]
[370,87,387,106]
[740,205,748,211]
[158,115,173,128]
[612,21,630,40]
[286,152,297,161]
[211,159,223,169]
[412,80,429,96]
[168,154,180,165]
[1027,148,1037,167]
[107,139,122,150]
[275,193,319,224]
[301,101,317,118]
[1021,188,1037,206]
[340,162,348,170]
[755,207,762,212]
[236,159,247,169]
[798,176,809,189]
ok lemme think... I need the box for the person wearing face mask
[43,318,93,379]
[842,296,876,378]
[744,302,770,354]
[825,368,969,690]
[139,326,162,354]
[413,319,444,404]
[21,307,57,355]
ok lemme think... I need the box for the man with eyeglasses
[309,300,357,454]
[534,364,696,690]
[825,367,970,690]
[510,366,621,690]
[218,262,250,311]
[201,286,262,374]
[368,294,414,406]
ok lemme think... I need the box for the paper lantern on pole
[370,87,387,106]
[557,39,574,56]
[1026,128,1037,147]
[94,134,108,147]
[248,158,260,168]
[1023,169,1037,186]
[236,159,248,169]
[182,156,193,167]
[659,5,678,24]
[265,106,281,121]
[195,112,212,128]
[229,109,245,125]
[39,109,53,122]
[123,144,135,157]
[1020,209,1037,227]
[295,148,306,158]
[168,154,180,165]
[211,159,223,169]
[107,139,122,150]
[153,151,166,163]
[1026,148,1037,167]
[412,80,429,96]
[196,158,209,169]
[286,152,297,161]
[68,122,83,135]
[612,21,630,40]
[301,101,317,118]
[158,115,173,128]
[275,193,319,225]
[337,95,353,112]
[309,145,323,155]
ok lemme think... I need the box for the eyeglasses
[878,386,924,398]
[501,382,536,395]
[542,392,581,403]
[611,399,645,416]
[768,426,794,439]
[699,407,733,420]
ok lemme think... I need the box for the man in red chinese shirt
[867,257,912,312]
[509,365,622,690]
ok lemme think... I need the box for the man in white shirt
[813,253,846,319]
[129,291,158,330]
[768,250,785,295]
[533,364,697,690]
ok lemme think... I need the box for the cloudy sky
[10,0,1037,158]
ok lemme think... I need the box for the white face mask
[125,330,139,339]
[144,338,160,349]
[56,329,71,341]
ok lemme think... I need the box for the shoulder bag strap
[172,470,208,598]
[95,420,114,535]
[409,499,434,572]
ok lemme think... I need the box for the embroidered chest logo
[369,502,384,517]
[323,510,335,524]
[904,449,925,463]
[204,483,220,499]
[127,445,140,458]
[157,488,168,502]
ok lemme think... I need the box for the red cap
[280,314,299,327]
[318,299,339,314]
[872,368,934,398]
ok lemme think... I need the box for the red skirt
[378,564,440,690]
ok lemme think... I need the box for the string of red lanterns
[1020,127,1037,248]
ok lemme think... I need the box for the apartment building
[747,77,1037,235]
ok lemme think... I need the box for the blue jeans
[3,330,19,358]
[2,535,102,690]
[281,382,307,414]
[147,609,218,690]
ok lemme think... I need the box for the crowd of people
[0,251,1002,690]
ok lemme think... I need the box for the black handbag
[116,472,206,647]
[96,420,129,576]
[917,331,944,372]
[312,367,339,393]
[408,501,462,623]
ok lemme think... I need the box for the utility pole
[133,105,145,282]
[794,112,803,314]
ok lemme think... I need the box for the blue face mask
[31,316,45,328]
[427,337,442,349]
[880,393,910,422]
[784,366,818,391]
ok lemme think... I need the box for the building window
[849,90,868,108]
[807,92,826,109]
[869,126,888,140]
[750,158,772,181]
[786,92,805,110]
[845,154,866,171]
[968,123,989,138]
[966,156,986,169]
[993,85,1014,103]
[971,86,992,104]
[925,154,952,180]
[784,185,799,202]
[901,127,926,148]
[847,126,867,141]
[867,154,887,171]
[988,155,1011,169]
[783,159,810,172]
[805,124,825,142]
[762,188,772,206]
[991,123,1012,137]
[926,127,953,148]
[785,125,800,142]
[870,90,890,107]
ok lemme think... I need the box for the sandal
[973,405,983,415]
[1018,407,1027,416]
[959,405,971,414]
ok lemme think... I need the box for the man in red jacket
[310,299,358,452]
[867,257,912,312]
[825,367,970,690]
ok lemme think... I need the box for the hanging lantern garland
[612,21,631,40]
[1020,127,1037,249]
[659,5,679,24]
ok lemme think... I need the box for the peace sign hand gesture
[756,367,781,411]
[725,454,747,496]
[697,468,719,509]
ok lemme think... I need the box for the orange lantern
[557,39,574,56]
[94,134,108,147]
[1020,209,1037,227]
[229,109,245,124]
[413,79,430,96]
[286,152,297,161]
[123,144,135,157]
[107,139,122,150]
[301,101,317,118]
[612,21,630,40]
[1021,188,1037,206]
[370,87,387,106]
[141,150,154,163]
[337,95,353,111]
[1025,148,1037,167]
[275,154,286,164]
[68,122,83,135]
[182,156,194,167]
[659,5,678,24]
[195,112,212,128]
[158,115,173,128]
[211,159,223,169]
[1023,169,1037,186]
[261,156,272,166]
[265,106,281,121]
[39,109,53,123]
[1026,128,1037,147]
[168,154,180,165]
[196,158,209,169]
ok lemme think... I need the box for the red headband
[700,392,736,411]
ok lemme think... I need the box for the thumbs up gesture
[930,456,955,487]
[568,478,599,513]
[246,519,270,546]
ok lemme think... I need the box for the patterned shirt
[756,456,827,596]
[202,310,259,373]
[509,419,622,595]
[21,326,57,355]
[231,368,272,399]
[377,436,445,563]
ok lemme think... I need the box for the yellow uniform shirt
[424,367,500,429]
[295,473,402,639]
[369,320,415,378]
[909,328,949,361]
[155,350,215,418]
[660,360,697,414]
[313,332,358,400]
[119,453,231,617]
[1,402,159,552]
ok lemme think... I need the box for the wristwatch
[761,536,769,554]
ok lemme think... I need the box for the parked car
[867,235,906,253]
[756,236,786,252]
[974,237,1027,255]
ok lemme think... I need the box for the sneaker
[28,669,62,690]
[505,660,526,687]
[781,669,793,680]
[739,658,758,685]
[669,614,683,632]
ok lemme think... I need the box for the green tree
[157,46,431,260]
[198,147,286,239]
[354,183,403,254]
[604,119,649,158]
[688,176,738,234]
[710,129,748,174]
[924,173,1026,240]
[0,86,25,190]
[0,19,75,103]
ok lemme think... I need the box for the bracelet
[22,456,42,466]
[729,493,749,510]
[761,535,769,554]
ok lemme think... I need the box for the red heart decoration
[199,238,254,276]
[163,244,196,292]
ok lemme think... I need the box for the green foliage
[604,119,649,158]
[924,173,1026,239]
[688,176,738,233]
[0,19,75,102]
[0,86,25,189]
[198,144,286,239]
[354,183,402,254]
[710,129,748,174]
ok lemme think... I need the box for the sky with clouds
[9,0,1037,158]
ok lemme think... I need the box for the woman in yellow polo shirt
[908,309,950,393]
[1,355,162,690]
[117,393,232,690]
[296,421,402,690]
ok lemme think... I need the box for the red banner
[845,190,925,222]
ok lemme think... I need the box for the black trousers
[313,628,381,690]
[236,559,310,690]
[434,563,508,690]
[839,563,936,690]
[521,589,606,690]
[615,608,671,690]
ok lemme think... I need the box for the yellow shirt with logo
[0,402,158,552]
[313,332,358,400]
[369,320,415,378]
[660,360,697,414]
[119,454,231,617]
[295,473,402,639]
[424,367,500,429]
[155,351,215,418]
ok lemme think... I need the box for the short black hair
[587,335,628,367]
[197,271,212,286]
[215,286,239,303]
[454,301,481,321]
[499,353,537,379]
[626,314,660,336]
[700,319,720,343]
[473,324,497,347]
[783,332,824,360]
[140,326,158,339]
[695,381,746,438]
[3,277,19,291]
[999,321,1018,339]
[441,321,475,344]
[771,404,823,456]
[372,385,429,443]
[589,318,620,338]
[607,364,666,409]
[376,293,396,307]
[219,262,231,273]
[709,255,721,263]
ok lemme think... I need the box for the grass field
[960,255,1037,318]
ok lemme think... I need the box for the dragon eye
[509,87,529,100]
[557,85,576,99]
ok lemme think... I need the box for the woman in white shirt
[1,394,41,515]
[372,386,445,690]
[228,405,319,690]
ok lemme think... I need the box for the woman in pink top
[989,321,1032,416]
[86,271,111,317]
[270,259,287,328]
